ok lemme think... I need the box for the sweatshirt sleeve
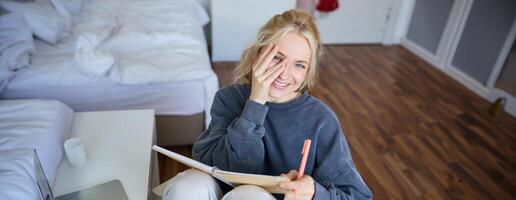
[192,91,268,174]
[312,115,373,200]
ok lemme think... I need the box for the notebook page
[152,145,212,173]
[213,169,290,193]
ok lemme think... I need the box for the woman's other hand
[277,170,315,200]
[249,44,288,104]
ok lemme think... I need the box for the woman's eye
[272,56,281,63]
[295,64,306,69]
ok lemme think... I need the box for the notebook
[152,145,290,194]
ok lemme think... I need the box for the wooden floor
[158,45,516,199]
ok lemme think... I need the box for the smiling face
[267,32,311,103]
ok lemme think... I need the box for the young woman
[163,9,372,200]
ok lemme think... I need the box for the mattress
[1,79,205,115]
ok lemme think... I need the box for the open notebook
[152,145,290,194]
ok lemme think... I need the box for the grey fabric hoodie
[193,84,373,200]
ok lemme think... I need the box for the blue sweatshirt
[193,84,373,200]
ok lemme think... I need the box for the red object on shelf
[316,0,339,12]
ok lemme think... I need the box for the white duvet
[71,0,209,84]
[10,0,212,87]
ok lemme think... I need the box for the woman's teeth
[273,80,289,88]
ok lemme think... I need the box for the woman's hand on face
[276,170,315,200]
[249,44,288,104]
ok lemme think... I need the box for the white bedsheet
[0,100,74,186]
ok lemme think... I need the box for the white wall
[210,0,296,61]
[314,0,392,44]
[203,0,415,60]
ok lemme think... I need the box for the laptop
[33,150,129,200]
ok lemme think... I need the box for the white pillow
[0,100,74,186]
[0,66,14,93]
[51,0,83,15]
[0,149,42,200]
[192,0,210,26]
[0,0,71,45]
[0,12,35,70]
[50,0,72,18]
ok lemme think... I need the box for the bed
[0,0,218,146]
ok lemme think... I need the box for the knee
[162,169,221,200]
[222,185,276,200]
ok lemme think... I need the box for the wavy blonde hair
[233,9,322,93]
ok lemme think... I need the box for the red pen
[297,139,312,180]
[292,139,311,199]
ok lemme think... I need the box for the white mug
[64,138,87,167]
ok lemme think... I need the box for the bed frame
[155,113,205,146]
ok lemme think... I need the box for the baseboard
[488,89,516,118]
[445,65,491,98]
[401,37,493,101]
[400,38,440,67]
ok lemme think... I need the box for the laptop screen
[33,150,55,200]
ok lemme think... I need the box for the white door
[315,0,392,44]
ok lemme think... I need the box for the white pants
[162,169,277,200]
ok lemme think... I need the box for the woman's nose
[278,63,291,79]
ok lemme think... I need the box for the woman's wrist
[249,94,267,104]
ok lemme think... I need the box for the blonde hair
[233,9,322,93]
